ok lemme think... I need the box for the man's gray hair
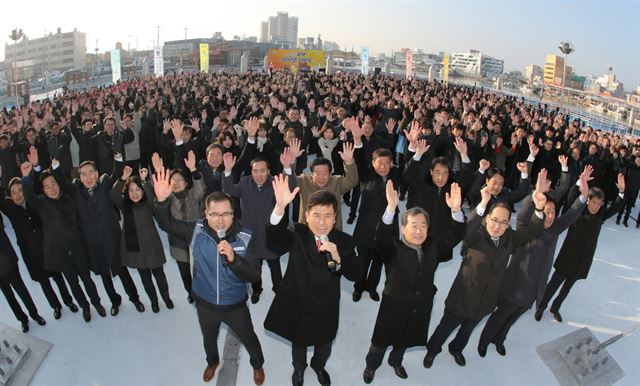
[400,207,430,227]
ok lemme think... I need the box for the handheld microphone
[217,229,228,264]
[319,235,337,273]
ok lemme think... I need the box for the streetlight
[558,40,574,113]
[9,28,24,108]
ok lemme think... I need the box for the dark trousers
[137,267,170,304]
[252,258,282,293]
[539,270,578,313]
[39,271,73,310]
[479,298,528,348]
[292,341,332,372]
[0,267,39,322]
[427,308,482,355]
[62,267,101,310]
[99,267,140,305]
[365,344,406,370]
[344,184,361,218]
[617,192,639,223]
[176,260,193,296]
[196,303,264,369]
[354,246,383,293]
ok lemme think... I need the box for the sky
[2,0,639,90]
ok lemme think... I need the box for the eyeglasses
[207,211,234,219]
[488,217,509,227]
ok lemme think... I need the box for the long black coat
[263,217,361,346]
[553,195,623,280]
[0,195,51,281]
[371,217,465,348]
[444,206,544,320]
[0,220,19,277]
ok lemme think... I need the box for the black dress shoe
[636,222,640,228]
[187,294,195,304]
[53,307,62,320]
[392,365,408,379]
[66,302,79,313]
[33,315,46,326]
[616,217,621,225]
[623,220,629,227]
[134,301,145,312]
[251,289,263,304]
[20,320,29,333]
[292,369,305,386]
[346,215,356,225]
[363,368,375,384]
[478,345,487,358]
[534,308,544,321]
[552,310,563,323]
[352,290,362,302]
[495,343,506,356]
[313,368,331,386]
[110,304,119,316]
[151,302,160,313]
[451,352,466,367]
[369,291,380,302]
[82,308,91,323]
[423,353,436,368]
[165,299,175,309]
[95,304,107,317]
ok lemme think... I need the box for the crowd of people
[0,70,638,386]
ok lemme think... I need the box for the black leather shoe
[636,222,640,228]
[346,215,356,225]
[616,217,621,225]
[292,369,304,386]
[187,294,195,304]
[151,302,160,313]
[251,289,263,304]
[110,304,119,316]
[623,220,629,227]
[53,307,62,320]
[495,343,506,356]
[451,352,466,367]
[363,368,375,384]
[392,365,408,379]
[20,320,29,333]
[313,368,331,386]
[165,299,175,309]
[95,304,107,317]
[33,315,46,326]
[352,290,362,302]
[134,301,145,312]
[82,307,91,323]
[534,308,544,321]
[423,353,436,368]
[369,291,380,302]
[478,345,487,358]
[552,310,563,323]
[66,302,79,313]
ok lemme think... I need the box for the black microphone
[217,229,229,265]
[319,235,338,273]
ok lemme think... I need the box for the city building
[524,64,543,83]
[259,12,298,48]
[4,28,86,78]
[322,40,340,52]
[163,37,280,69]
[543,54,574,87]
[449,50,504,78]
[584,66,625,98]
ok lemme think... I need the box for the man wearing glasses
[424,176,547,368]
[152,170,265,385]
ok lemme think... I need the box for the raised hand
[139,168,149,181]
[151,152,164,174]
[578,170,590,198]
[311,126,320,138]
[529,142,539,158]
[558,155,568,169]
[162,119,171,134]
[384,179,399,212]
[288,137,305,159]
[121,166,133,181]
[170,119,184,141]
[453,136,468,156]
[189,117,201,132]
[272,174,300,214]
[27,146,39,166]
[479,159,490,173]
[516,162,528,174]
[480,185,492,204]
[535,168,551,194]
[279,147,294,168]
[616,173,625,193]
[533,190,547,210]
[338,141,355,165]
[223,152,236,172]
[385,118,397,134]
[184,150,197,172]
[152,168,172,202]
[403,120,421,145]
[415,139,430,157]
[20,162,32,177]
[445,182,462,212]
[245,116,260,138]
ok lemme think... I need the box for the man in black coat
[616,156,640,227]
[424,183,546,368]
[362,181,465,384]
[1,174,76,320]
[20,160,105,323]
[90,117,134,175]
[537,174,626,322]
[264,177,361,386]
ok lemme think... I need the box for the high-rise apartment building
[259,12,298,48]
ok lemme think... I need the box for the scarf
[256,136,268,152]
[122,196,146,253]
[318,137,339,162]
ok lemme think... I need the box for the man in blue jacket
[152,169,265,385]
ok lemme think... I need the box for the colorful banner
[361,47,369,75]
[199,43,209,73]
[267,49,325,74]
[405,50,413,80]
[443,53,449,84]
[110,49,121,83]
[154,46,164,78]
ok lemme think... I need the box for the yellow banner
[267,49,325,74]
[200,43,209,73]
[443,53,449,84]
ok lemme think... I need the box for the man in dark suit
[264,176,362,386]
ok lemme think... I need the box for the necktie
[316,239,322,252]
[492,237,499,247]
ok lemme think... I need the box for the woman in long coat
[111,166,172,313]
